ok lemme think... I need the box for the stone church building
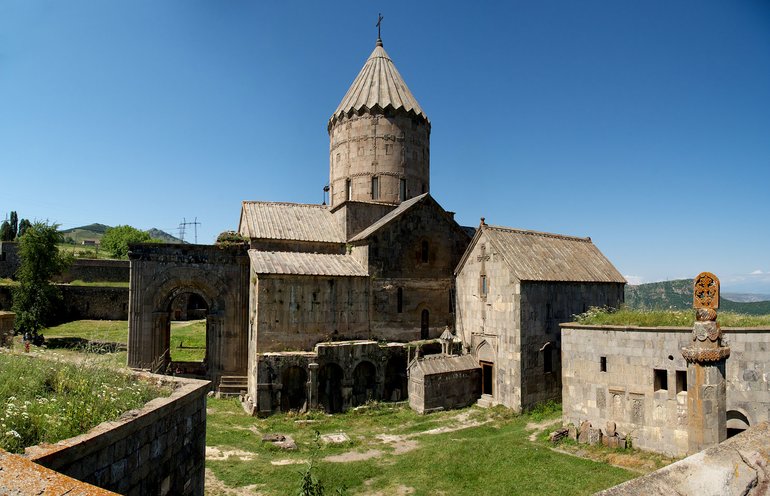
[127,34,624,415]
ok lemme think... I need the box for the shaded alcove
[281,366,308,412]
[352,361,377,406]
[726,409,750,438]
[318,363,344,413]
[384,356,408,401]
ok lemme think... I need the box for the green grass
[67,279,129,288]
[170,320,206,362]
[574,307,770,327]
[0,352,170,453]
[0,278,18,286]
[205,399,635,495]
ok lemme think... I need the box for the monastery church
[127,33,624,415]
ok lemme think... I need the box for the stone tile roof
[348,193,428,242]
[329,40,428,127]
[459,224,626,283]
[239,202,345,243]
[248,250,368,277]
[409,354,479,377]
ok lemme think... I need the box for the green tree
[0,221,12,241]
[101,225,154,258]
[17,219,32,238]
[9,211,18,239]
[11,221,72,337]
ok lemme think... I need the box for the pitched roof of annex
[238,201,345,244]
[329,40,428,127]
[248,250,368,277]
[457,224,626,284]
[348,193,428,242]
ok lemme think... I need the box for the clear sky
[1,1,769,293]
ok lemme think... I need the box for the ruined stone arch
[726,409,751,437]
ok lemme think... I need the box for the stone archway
[476,340,496,397]
[318,363,344,413]
[128,245,249,384]
[352,360,377,406]
[726,409,751,438]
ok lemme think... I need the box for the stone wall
[561,323,770,457]
[26,373,210,496]
[59,285,128,321]
[0,241,20,279]
[252,274,371,352]
[0,311,14,346]
[408,355,481,414]
[55,259,130,283]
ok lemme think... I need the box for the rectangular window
[479,274,488,298]
[385,143,393,155]
[543,348,553,374]
[371,176,379,200]
[358,146,364,156]
[399,178,407,201]
[346,179,351,201]
[600,356,607,372]
[397,287,403,313]
[676,370,687,393]
[654,369,668,391]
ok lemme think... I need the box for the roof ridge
[242,201,329,209]
[485,224,591,243]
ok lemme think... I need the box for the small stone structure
[0,310,15,346]
[25,373,209,496]
[408,354,481,414]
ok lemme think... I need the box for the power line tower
[178,217,201,244]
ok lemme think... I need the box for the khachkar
[681,272,731,453]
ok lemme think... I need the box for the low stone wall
[408,354,481,414]
[0,241,19,279]
[0,311,14,346]
[598,421,770,495]
[26,373,210,496]
[55,259,130,283]
[561,323,770,457]
[58,285,128,321]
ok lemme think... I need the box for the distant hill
[625,279,770,315]
[59,224,185,244]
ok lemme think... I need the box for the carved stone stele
[693,272,720,309]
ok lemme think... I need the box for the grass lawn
[41,319,206,362]
[575,307,770,327]
[205,399,641,495]
[67,279,129,288]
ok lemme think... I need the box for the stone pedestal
[683,350,729,453]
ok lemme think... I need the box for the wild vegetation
[0,352,169,454]
[575,306,770,327]
[625,279,770,315]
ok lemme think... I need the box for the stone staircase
[476,394,494,408]
[217,376,248,398]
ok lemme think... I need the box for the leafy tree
[0,221,12,242]
[11,221,72,337]
[17,219,32,238]
[101,225,155,259]
[9,211,18,239]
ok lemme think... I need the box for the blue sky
[1,1,769,293]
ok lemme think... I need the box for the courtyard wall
[25,373,210,496]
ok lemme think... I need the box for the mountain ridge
[625,279,770,315]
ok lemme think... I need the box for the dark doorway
[420,309,429,339]
[318,363,344,413]
[480,361,494,396]
[384,356,408,401]
[281,366,308,412]
[352,361,377,406]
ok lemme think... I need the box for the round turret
[328,39,430,208]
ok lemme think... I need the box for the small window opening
[371,176,379,200]
[543,348,553,374]
[385,143,393,155]
[480,274,488,298]
[399,178,407,201]
[346,179,351,201]
[654,369,668,391]
[358,146,364,156]
[336,152,341,164]
[420,240,429,263]
[676,370,687,393]
[397,287,403,313]
[600,356,607,372]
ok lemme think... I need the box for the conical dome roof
[329,40,428,127]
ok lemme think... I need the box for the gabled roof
[248,250,368,277]
[348,193,428,242]
[329,40,428,127]
[409,354,479,377]
[239,201,345,243]
[456,224,626,284]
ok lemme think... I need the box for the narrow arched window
[421,240,429,263]
[397,287,403,313]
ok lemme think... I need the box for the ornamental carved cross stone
[682,272,730,363]
[694,271,719,309]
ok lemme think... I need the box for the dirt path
[525,417,563,441]
[204,468,264,496]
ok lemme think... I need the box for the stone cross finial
[694,272,719,310]
[376,13,384,43]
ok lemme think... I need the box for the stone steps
[476,394,494,408]
[217,376,248,397]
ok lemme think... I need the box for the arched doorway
[726,410,750,438]
[165,289,210,376]
[384,356,408,402]
[281,366,308,412]
[318,363,344,413]
[352,361,377,406]
[421,309,430,339]
[477,340,495,397]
